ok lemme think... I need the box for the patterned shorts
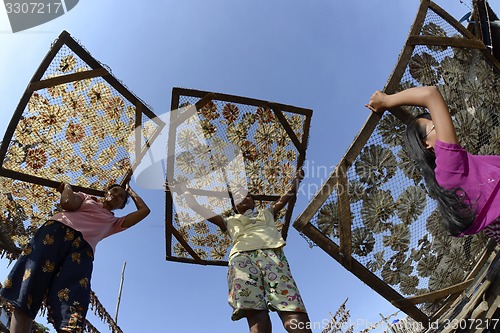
[0,221,94,332]
[227,248,307,321]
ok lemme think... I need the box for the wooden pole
[379,313,397,333]
[114,261,126,323]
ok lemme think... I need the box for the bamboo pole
[114,261,127,323]
[379,313,397,333]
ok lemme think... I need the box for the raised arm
[57,182,83,211]
[176,185,227,232]
[271,169,304,218]
[366,86,458,144]
[121,185,151,228]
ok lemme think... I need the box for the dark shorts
[0,221,94,332]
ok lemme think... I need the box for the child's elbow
[424,86,441,98]
[60,200,75,211]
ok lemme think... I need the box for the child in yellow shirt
[180,170,311,333]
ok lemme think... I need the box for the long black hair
[404,113,475,235]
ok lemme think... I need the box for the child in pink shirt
[0,182,150,332]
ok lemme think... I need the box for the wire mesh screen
[166,88,312,265]
[0,178,60,257]
[4,79,137,186]
[310,112,491,309]
[0,31,163,254]
[422,7,464,41]
[295,0,499,323]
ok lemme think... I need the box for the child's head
[105,184,130,210]
[231,192,255,214]
[405,113,475,235]
[404,113,437,165]
[415,113,436,147]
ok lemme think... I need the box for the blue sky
[0,1,497,332]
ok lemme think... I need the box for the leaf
[443,246,465,269]
[173,242,189,258]
[383,224,411,252]
[367,251,385,272]
[400,275,419,295]
[454,109,479,153]
[377,113,405,148]
[395,185,426,225]
[348,180,365,203]
[210,246,227,260]
[416,254,439,277]
[352,227,375,257]
[428,265,464,291]
[431,234,454,261]
[469,233,489,258]
[397,148,423,185]
[381,265,400,285]
[198,101,219,120]
[355,144,397,187]
[316,201,339,238]
[409,52,439,85]
[361,188,395,233]
[421,22,448,52]
[176,151,197,175]
[439,58,467,106]
[222,103,239,123]
[381,252,412,286]
[426,209,447,237]
[462,78,489,111]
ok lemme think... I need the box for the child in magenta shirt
[366,86,500,242]
[0,182,150,332]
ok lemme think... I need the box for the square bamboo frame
[166,87,312,266]
[0,30,165,196]
[293,0,500,325]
